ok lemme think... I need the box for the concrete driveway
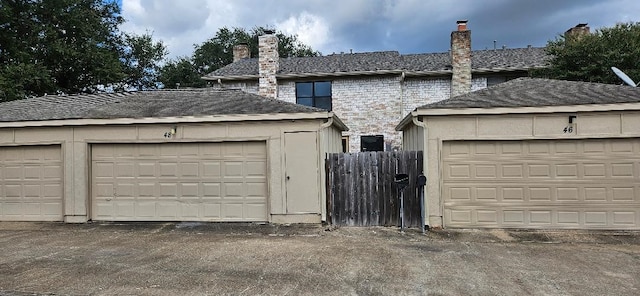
[0,222,639,296]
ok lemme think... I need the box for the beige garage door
[91,142,268,222]
[0,145,63,221]
[443,138,640,229]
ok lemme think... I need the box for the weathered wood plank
[326,151,422,227]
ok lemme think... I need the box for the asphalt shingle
[418,77,640,109]
[0,88,324,122]
[204,47,549,78]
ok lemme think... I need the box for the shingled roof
[418,78,640,109]
[0,88,325,122]
[203,47,549,80]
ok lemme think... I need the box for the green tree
[160,26,319,89]
[0,0,168,101]
[159,57,207,89]
[534,22,640,84]
[120,32,168,91]
[0,0,125,101]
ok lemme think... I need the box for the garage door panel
[446,183,640,204]
[611,141,634,153]
[557,211,580,225]
[44,166,62,179]
[223,183,245,197]
[530,188,552,201]
[137,162,156,177]
[202,183,221,197]
[443,138,640,229]
[94,163,114,178]
[203,204,221,218]
[115,163,135,177]
[246,182,267,197]
[180,183,200,197]
[477,210,498,223]
[116,202,135,218]
[246,161,267,176]
[4,166,22,180]
[557,187,579,201]
[223,203,243,219]
[91,142,268,222]
[157,202,178,218]
[504,210,525,224]
[245,203,268,220]
[612,187,635,200]
[612,212,637,225]
[445,206,640,229]
[159,163,179,177]
[530,211,552,224]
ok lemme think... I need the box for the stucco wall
[0,118,339,224]
[413,110,640,228]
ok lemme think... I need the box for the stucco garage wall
[420,111,640,228]
[0,119,335,223]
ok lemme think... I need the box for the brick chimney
[565,23,590,40]
[233,43,250,62]
[258,31,279,98]
[451,20,472,98]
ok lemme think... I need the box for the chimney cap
[456,20,469,31]
[263,29,275,35]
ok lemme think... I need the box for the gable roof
[0,88,327,123]
[203,47,549,80]
[418,78,640,109]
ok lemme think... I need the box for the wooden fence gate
[326,151,423,227]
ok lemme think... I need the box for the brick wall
[403,78,450,116]
[276,75,490,152]
[451,24,472,97]
[402,77,487,117]
[276,81,296,104]
[332,76,403,151]
[232,44,250,62]
[212,81,259,94]
[258,34,278,98]
[471,77,487,91]
[220,75,489,152]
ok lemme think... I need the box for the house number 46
[563,126,574,133]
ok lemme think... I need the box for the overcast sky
[118,0,639,60]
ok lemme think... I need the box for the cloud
[122,0,210,34]
[119,0,640,60]
[276,12,331,53]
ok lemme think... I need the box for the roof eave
[395,110,418,131]
[414,102,640,116]
[202,75,258,81]
[0,112,338,128]
[329,112,349,131]
[471,65,547,74]
[203,65,547,82]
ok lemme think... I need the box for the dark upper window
[296,81,332,111]
[487,76,507,87]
